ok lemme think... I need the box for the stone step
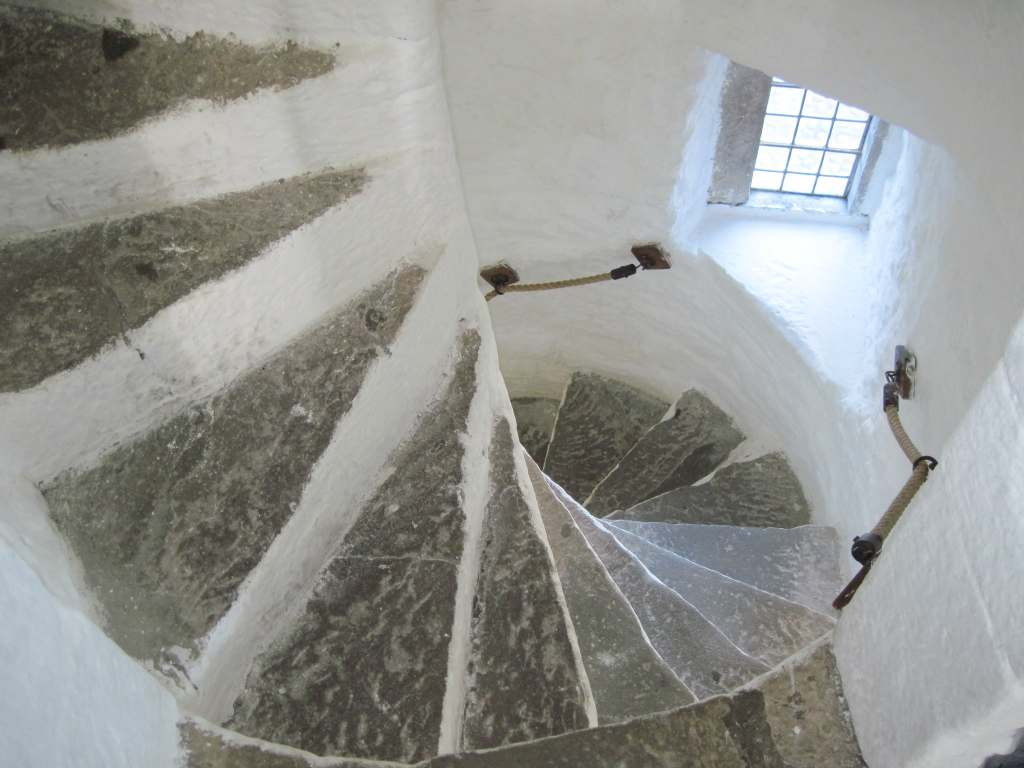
[585,390,744,517]
[607,452,810,528]
[511,397,559,465]
[180,719,396,768]
[43,266,424,671]
[1,5,335,152]
[229,330,480,764]
[186,643,865,768]
[458,419,591,752]
[1,166,366,393]
[550,482,769,699]
[605,526,834,666]
[542,372,668,503]
[526,457,696,723]
[606,520,841,615]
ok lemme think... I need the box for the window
[750,78,871,198]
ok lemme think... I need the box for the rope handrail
[833,381,938,610]
[485,269,625,301]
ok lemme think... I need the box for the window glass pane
[794,118,831,148]
[814,176,849,196]
[761,115,797,144]
[828,120,866,149]
[801,91,837,118]
[787,148,823,174]
[755,145,789,171]
[751,170,784,191]
[749,76,872,199]
[836,104,870,121]
[821,151,856,176]
[781,173,816,194]
[766,86,803,115]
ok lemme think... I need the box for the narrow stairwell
[3,8,866,765]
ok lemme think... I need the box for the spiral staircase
[2,5,868,766]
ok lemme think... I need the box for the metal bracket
[479,264,520,293]
[631,243,672,270]
[891,345,917,400]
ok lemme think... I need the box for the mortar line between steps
[436,334,497,755]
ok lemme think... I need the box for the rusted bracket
[479,263,520,294]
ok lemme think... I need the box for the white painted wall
[0,477,180,768]
[439,2,1024,767]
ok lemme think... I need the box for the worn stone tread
[527,459,695,723]
[179,720,398,768]
[585,390,744,517]
[44,266,423,666]
[607,520,841,614]
[543,373,668,502]
[430,692,779,768]
[461,420,590,751]
[511,397,559,465]
[754,643,867,768]
[0,5,335,151]
[551,483,768,699]
[187,642,865,768]
[1,167,366,392]
[608,452,810,528]
[606,526,834,666]
[229,332,480,764]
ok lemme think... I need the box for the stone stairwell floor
[181,641,865,768]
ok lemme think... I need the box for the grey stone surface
[462,420,590,751]
[707,62,772,206]
[230,332,480,764]
[1,167,366,392]
[607,527,833,666]
[429,691,782,768]
[527,457,695,723]
[511,397,559,465]
[608,520,841,614]
[608,453,811,528]
[0,5,334,151]
[553,484,768,699]
[543,372,667,502]
[180,720,402,768]
[757,643,867,768]
[44,266,423,664]
[586,390,744,517]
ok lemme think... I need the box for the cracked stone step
[0,166,366,392]
[606,526,834,667]
[585,390,745,517]
[511,397,559,465]
[606,520,841,615]
[551,483,768,699]
[229,331,480,764]
[526,457,695,723]
[0,5,336,152]
[607,452,810,528]
[43,265,423,668]
[542,372,668,502]
[460,419,591,751]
